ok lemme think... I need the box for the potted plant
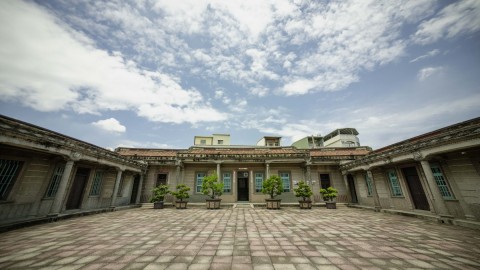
[150,184,170,209]
[294,181,313,209]
[201,171,224,209]
[262,175,283,210]
[320,187,338,209]
[171,184,190,209]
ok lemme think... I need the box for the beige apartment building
[1,114,479,229]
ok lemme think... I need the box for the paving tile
[0,208,479,270]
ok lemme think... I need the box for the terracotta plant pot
[175,201,188,209]
[153,201,164,209]
[326,201,337,209]
[206,199,221,209]
[265,199,281,210]
[299,200,312,209]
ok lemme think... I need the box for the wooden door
[237,172,249,201]
[402,167,430,211]
[66,168,90,210]
[347,174,358,203]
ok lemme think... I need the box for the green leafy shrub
[320,187,338,201]
[201,171,224,199]
[294,181,313,201]
[150,184,170,203]
[262,175,283,199]
[171,184,190,202]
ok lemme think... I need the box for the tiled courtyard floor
[0,207,480,270]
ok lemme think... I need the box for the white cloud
[276,0,434,95]
[92,118,126,133]
[0,1,226,124]
[410,49,441,63]
[417,66,444,81]
[38,0,447,99]
[413,0,480,44]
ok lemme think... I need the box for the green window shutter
[430,163,454,199]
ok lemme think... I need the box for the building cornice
[340,117,480,171]
[0,115,146,171]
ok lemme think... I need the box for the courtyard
[0,207,479,270]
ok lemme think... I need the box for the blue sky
[0,0,479,150]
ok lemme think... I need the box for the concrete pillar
[111,169,124,207]
[342,173,351,203]
[419,160,451,217]
[367,170,382,211]
[266,162,270,178]
[306,164,312,184]
[135,173,144,204]
[175,162,181,186]
[49,160,75,215]
[216,162,221,180]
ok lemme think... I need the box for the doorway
[66,168,90,210]
[130,175,140,204]
[402,167,430,211]
[347,174,358,203]
[156,173,167,187]
[237,171,249,201]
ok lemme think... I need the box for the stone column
[419,160,451,217]
[367,170,381,211]
[111,169,124,207]
[342,173,351,203]
[49,160,75,215]
[306,164,312,184]
[216,162,221,180]
[175,161,182,186]
[135,173,144,204]
[265,162,270,178]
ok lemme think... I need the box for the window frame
[386,169,403,197]
[320,173,331,190]
[279,171,291,192]
[365,173,373,197]
[195,172,207,193]
[89,170,104,197]
[0,159,24,201]
[429,162,455,200]
[222,171,232,193]
[45,164,65,198]
[254,172,264,193]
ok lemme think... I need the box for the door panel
[130,175,140,204]
[237,172,249,201]
[66,168,90,210]
[402,167,430,211]
[347,174,358,203]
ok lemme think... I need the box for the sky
[0,0,479,150]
